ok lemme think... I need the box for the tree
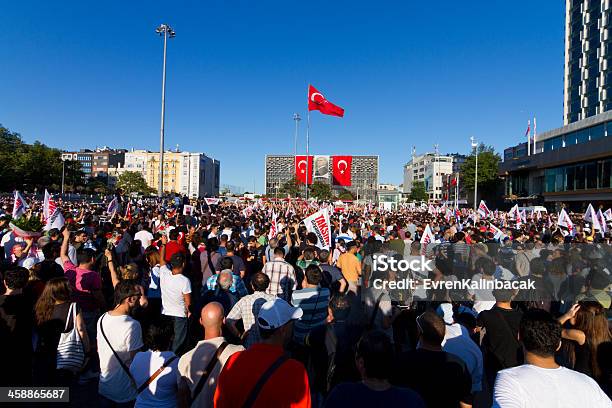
[309,181,333,200]
[63,160,85,193]
[409,180,428,201]
[460,143,503,203]
[117,171,154,195]
[279,176,304,198]
[0,124,86,192]
[336,189,355,200]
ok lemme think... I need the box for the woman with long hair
[558,301,612,380]
[33,277,90,385]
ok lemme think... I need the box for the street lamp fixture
[156,23,175,197]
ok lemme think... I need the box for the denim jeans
[167,315,188,354]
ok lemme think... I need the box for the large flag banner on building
[43,189,56,221]
[332,156,352,186]
[477,200,491,218]
[313,155,330,183]
[308,85,345,117]
[295,155,313,185]
[302,208,332,249]
[12,191,28,219]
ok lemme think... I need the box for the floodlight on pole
[156,23,175,197]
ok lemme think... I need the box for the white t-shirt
[493,364,612,408]
[468,273,496,314]
[129,350,178,408]
[178,337,244,408]
[135,230,154,249]
[160,265,192,318]
[97,313,144,403]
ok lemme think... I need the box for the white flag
[106,197,118,215]
[583,203,602,232]
[420,224,435,246]
[12,191,29,219]
[489,223,506,241]
[302,209,332,249]
[597,209,607,237]
[604,208,612,222]
[558,208,574,235]
[477,200,491,218]
[44,209,65,231]
[183,205,195,216]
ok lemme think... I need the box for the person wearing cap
[97,281,144,406]
[213,298,311,408]
[159,251,192,354]
[336,241,361,294]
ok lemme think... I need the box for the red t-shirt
[164,240,187,262]
[214,343,311,408]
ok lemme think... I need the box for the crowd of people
[0,192,611,407]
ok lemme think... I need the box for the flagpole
[305,85,311,200]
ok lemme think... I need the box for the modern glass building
[564,0,612,125]
[499,110,612,208]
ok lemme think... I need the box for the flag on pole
[44,209,65,231]
[558,208,574,235]
[302,208,332,249]
[420,224,436,253]
[583,203,602,232]
[308,85,345,117]
[43,189,56,221]
[597,209,607,237]
[604,208,612,222]
[268,212,278,240]
[477,200,491,218]
[125,201,133,222]
[107,197,118,215]
[525,120,531,140]
[489,223,506,241]
[12,191,28,219]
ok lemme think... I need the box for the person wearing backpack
[97,281,144,407]
[129,321,179,408]
[213,298,310,408]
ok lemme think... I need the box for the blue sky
[1,1,565,192]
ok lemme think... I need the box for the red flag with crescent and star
[295,155,313,185]
[308,85,345,117]
[332,156,352,186]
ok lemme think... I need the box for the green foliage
[117,171,154,195]
[460,143,503,200]
[12,215,44,232]
[309,181,333,200]
[279,176,304,198]
[336,189,355,200]
[409,180,428,201]
[0,124,85,192]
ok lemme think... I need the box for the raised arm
[60,227,71,265]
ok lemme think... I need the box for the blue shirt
[205,273,248,298]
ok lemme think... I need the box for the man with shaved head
[177,302,243,407]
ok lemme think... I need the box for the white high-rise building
[403,150,453,201]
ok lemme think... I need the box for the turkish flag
[332,156,352,186]
[295,155,313,185]
[308,85,345,117]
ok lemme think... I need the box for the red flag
[295,155,313,185]
[308,85,344,117]
[451,177,457,186]
[332,156,352,186]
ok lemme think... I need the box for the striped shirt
[291,287,330,344]
[262,259,296,301]
[226,291,276,348]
